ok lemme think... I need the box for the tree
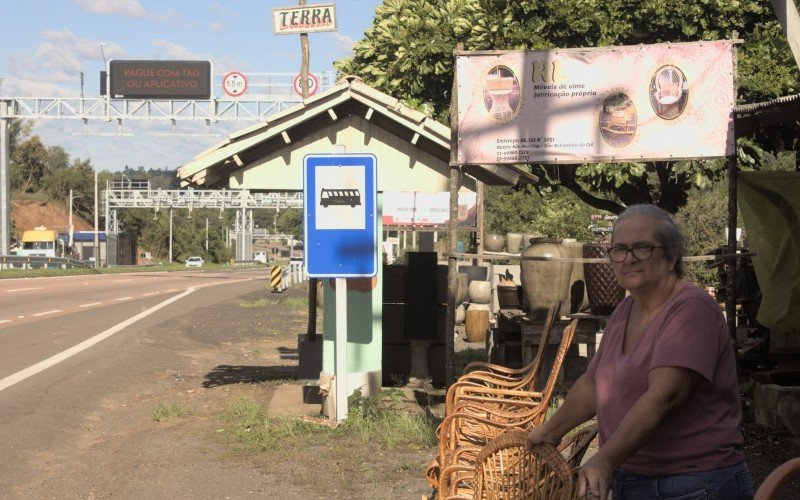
[10,135,49,193]
[337,0,799,213]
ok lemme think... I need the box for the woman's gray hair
[613,204,686,278]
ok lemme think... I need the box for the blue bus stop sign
[303,154,378,277]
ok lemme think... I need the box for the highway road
[0,268,268,386]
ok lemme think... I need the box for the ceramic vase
[465,309,490,343]
[583,243,626,315]
[468,280,491,304]
[520,238,574,320]
[506,233,524,254]
[484,234,505,253]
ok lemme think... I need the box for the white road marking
[0,320,11,324]
[6,287,43,292]
[115,297,133,301]
[79,302,102,308]
[0,278,247,393]
[32,310,62,317]
[17,315,24,319]
[142,292,159,296]
[0,287,198,393]
[163,289,177,293]
[113,279,133,283]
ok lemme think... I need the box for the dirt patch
[11,199,93,240]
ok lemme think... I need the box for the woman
[526,204,753,499]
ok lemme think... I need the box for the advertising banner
[456,40,734,164]
[382,191,477,227]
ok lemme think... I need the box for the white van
[253,251,267,264]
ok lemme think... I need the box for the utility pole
[93,171,99,268]
[169,208,173,263]
[1,100,10,257]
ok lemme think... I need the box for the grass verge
[154,402,192,422]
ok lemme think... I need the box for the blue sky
[0,0,384,172]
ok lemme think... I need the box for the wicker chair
[559,423,598,471]
[426,320,579,489]
[755,458,800,500]
[478,430,574,499]
[444,302,562,416]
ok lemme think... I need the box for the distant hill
[11,200,93,241]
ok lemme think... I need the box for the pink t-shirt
[586,283,744,475]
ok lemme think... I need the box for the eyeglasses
[606,243,666,263]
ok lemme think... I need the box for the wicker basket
[583,243,625,315]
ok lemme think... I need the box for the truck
[15,226,60,257]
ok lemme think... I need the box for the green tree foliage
[276,208,303,239]
[10,135,49,193]
[337,0,799,213]
[485,185,599,242]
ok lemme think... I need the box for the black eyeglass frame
[605,243,668,263]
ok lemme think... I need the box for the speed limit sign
[293,73,318,97]
[222,71,248,97]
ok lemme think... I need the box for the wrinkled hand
[577,453,614,500]
[524,426,560,453]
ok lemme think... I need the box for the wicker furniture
[755,458,800,500]
[439,430,574,500]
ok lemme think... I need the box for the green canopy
[738,171,800,331]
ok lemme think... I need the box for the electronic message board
[109,60,212,100]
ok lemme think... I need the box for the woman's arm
[577,366,701,500]
[525,373,597,449]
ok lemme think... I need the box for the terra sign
[272,3,337,34]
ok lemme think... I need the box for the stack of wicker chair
[425,301,598,498]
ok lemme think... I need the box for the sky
[0,0,384,172]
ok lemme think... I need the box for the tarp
[738,171,800,330]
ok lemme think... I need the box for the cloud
[330,33,356,55]
[75,0,179,22]
[208,21,225,34]
[75,0,146,18]
[1,29,124,96]
[152,39,208,60]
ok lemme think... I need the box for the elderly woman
[526,204,752,499]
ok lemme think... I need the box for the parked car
[253,251,267,264]
[185,256,204,268]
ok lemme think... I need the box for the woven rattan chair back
[475,430,574,500]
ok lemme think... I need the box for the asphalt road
[0,268,275,496]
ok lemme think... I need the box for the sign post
[303,153,377,421]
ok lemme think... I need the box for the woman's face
[610,215,676,293]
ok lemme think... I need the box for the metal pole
[445,43,464,388]
[335,277,348,421]
[1,101,11,257]
[205,217,209,252]
[94,171,99,268]
[104,179,109,233]
[726,156,738,345]
[476,181,485,265]
[69,189,73,229]
[169,208,173,263]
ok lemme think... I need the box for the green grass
[239,298,279,308]
[454,347,487,377]
[284,297,308,309]
[153,402,192,422]
[218,396,437,453]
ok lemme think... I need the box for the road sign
[303,154,377,278]
[222,71,248,97]
[293,73,318,96]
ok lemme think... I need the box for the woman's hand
[524,426,560,452]
[577,453,614,500]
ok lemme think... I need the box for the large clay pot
[562,239,588,314]
[465,309,490,343]
[583,243,626,315]
[455,273,469,304]
[506,233,524,254]
[520,238,574,320]
[468,280,491,304]
[484,234,505,253]
[455,303,466,325]
[496,284,524,309]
